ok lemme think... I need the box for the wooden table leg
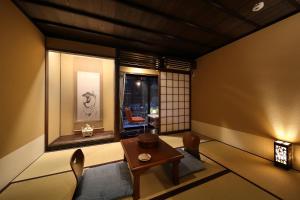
[172,160,180,185]
[132,171,140,200]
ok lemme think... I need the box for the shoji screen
[160,72,190,133]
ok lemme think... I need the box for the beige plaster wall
[0,0,45,158]
[192,13,300,169]
[102,59,115,131]
[48,52,60,143]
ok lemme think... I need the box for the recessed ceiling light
[252,2,264,12]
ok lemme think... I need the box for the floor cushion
[75,161,133,200]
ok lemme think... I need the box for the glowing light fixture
[252,2,264,12]
[136,80,141,87]
[274,140,292,169]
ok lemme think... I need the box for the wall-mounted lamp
[274,140,292,169]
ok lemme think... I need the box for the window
[160,72,190,133]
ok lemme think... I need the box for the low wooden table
[121,137,184,200]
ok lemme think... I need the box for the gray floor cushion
[75,161,133,200]
[163,148,205,178]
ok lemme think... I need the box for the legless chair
[125,107,146,133]
[70,149,84,186]
[183,132,201,160]
[163,133,204,177]
[70,149,133,200]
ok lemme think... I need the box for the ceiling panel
[218,0,297,26]
[13,0,300,59]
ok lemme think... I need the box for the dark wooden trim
[114,50,121,140]
[150,169,230,200]
[45,40,49,151]
[21,0,211,48]
[113,0,231,40]
[158,71,161,134]
[157,70,162,135]
[203,0,259,28]
[189,71,192,131]
[199,153,282,200]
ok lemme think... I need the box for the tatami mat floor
[1,132,299,200]
[169,173,277,200]
[200,141,300,200]
[13,133,204,182]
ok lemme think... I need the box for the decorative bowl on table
[138,153,151,162]
[138,133,159,148]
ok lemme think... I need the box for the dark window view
[122,75,158,133]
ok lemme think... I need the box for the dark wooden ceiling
[14,0,300,59]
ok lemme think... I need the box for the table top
[121,137,183,172]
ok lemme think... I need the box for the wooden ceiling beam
[33,18,201,56]
[19,0,212,48]
[33,18,159,47]
[204,0,260,28]
[112,0,232,40]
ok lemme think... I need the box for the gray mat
[75,161,133,200]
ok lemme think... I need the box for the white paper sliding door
[160,72,190,133]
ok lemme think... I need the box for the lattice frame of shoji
[160,72,190,133]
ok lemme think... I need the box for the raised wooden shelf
[48,131,115,151]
